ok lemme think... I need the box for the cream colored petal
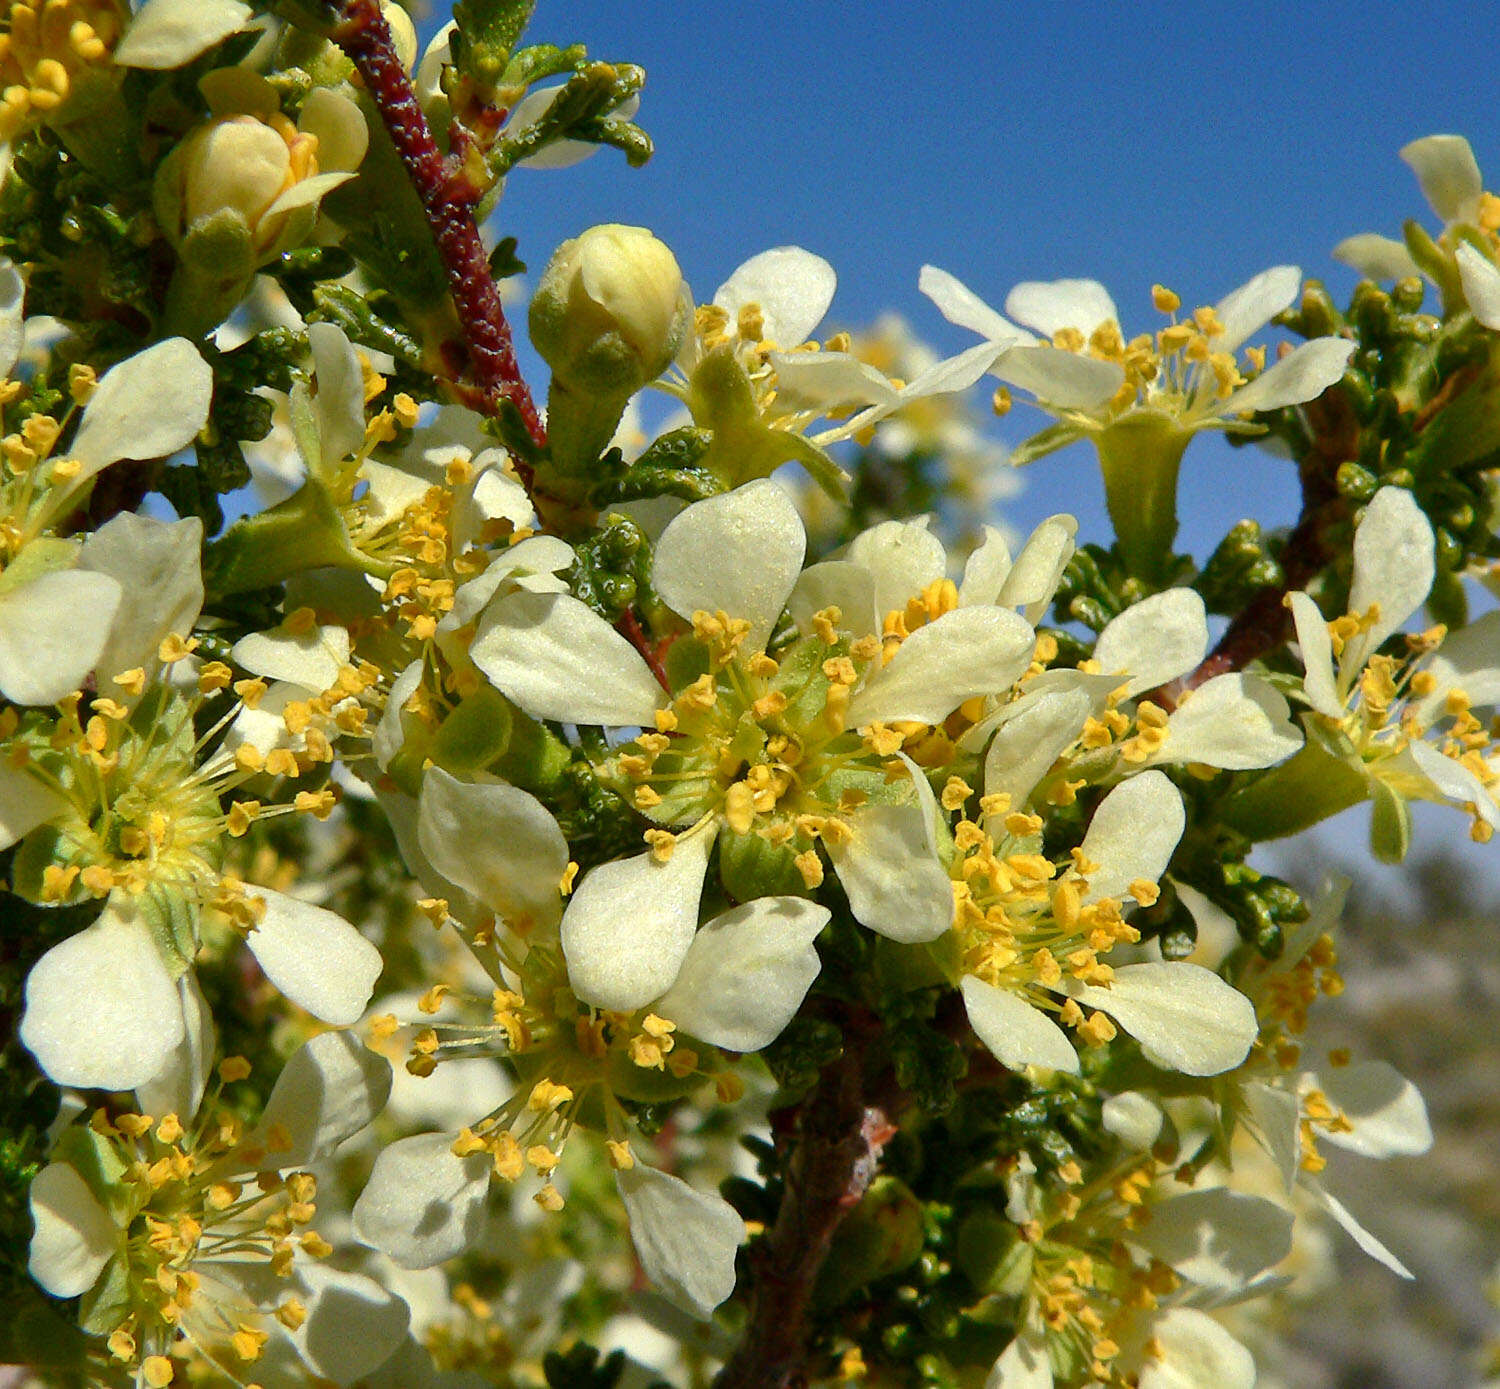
[962,976,1079,1074]
[1064,962,1256,1076]
[1004,278,1118,339]
[1158,673,1303,770]
[417,768,568,930]
[654,897,828,1052]
[245,887,382,1025]
[919,264,1032,345]
[27,1163,118,1298]
[1214,265,1302,352]
[70,338,213,477]
[1138,1308,1256,1389]
[353,1132,491,1268]
[616,1165,744,1319]
[1134,1188,1293,1289]
[714,247,835,346]
[1456,241,1500,330]
[846,518,946,615]
[258,1031,393,1168]
[471,590,665,727]
[115,0,253,68]
[995,514,1077,623]
[560,829,713,1012]
[1401,133,1483,222]
[652,480,805,649]
[849,606,1035,727]
[1333,233,1420,280]
[1288,591,1342,717]
[20,898,184,1089]
[1094,588,1207,696]
[0,570,121,706]
[1078,771,1183,904]
[1307,1059,1432,1159]
[1346,486,1435,664]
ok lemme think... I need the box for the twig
[1184,387,1359,688]
[329,0,545,450]
[715,1013,895,1389]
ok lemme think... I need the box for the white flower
[468,481,1035,1007]
[1272,486,1499,855]
[1336,136,1489,277]
[1206,878,1434,1279]
[921,263,1353,576]
[654,247,1003,494]
[30,1032,403,1383]
[920,263,1354,463]
[19,884,382,1089]
[977,586,1302,818]
[0,332,212,705]
[956,773,1258,1078]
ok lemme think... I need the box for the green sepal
[492,711,575,794]
[0,537,78,598]
[10,826,83,907]
[202,479,384,597]
[138,883,200,978]
[1369,778,1412,864]
[1402,218,1458,308]
[77,1254,133,1335]
[717,828,809,903]
[488,61,649,177]
[307,286,423,369]
[0,1289,89,1369]
[1009,420,1084,466]
[431,685,514,773]
[52,1127,130,1222]
[1218,737,1369,842]
[603,1047,709,1105]
[955,1206,1031,1295]
[591,428,725,508]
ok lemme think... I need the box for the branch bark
[329,0,545,451]
[1185,386,1360,688]
[715,1015,895,1389]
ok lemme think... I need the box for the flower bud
[530,224,687,395]
[153,71,366,333]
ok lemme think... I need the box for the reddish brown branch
[715,1017,894,1389]
[330,0,545,450]
[617,609,672,692]
[1185,387,1360,689]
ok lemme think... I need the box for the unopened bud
[530,224,687,394]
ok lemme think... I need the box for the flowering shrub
[0,3,1495,1387]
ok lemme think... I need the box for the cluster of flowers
[1,3,1496,1386]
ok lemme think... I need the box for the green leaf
[453,0,537,89]
[489,61,650,176]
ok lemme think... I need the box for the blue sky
[451,1,1500,884]
[491,2,1499,548]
